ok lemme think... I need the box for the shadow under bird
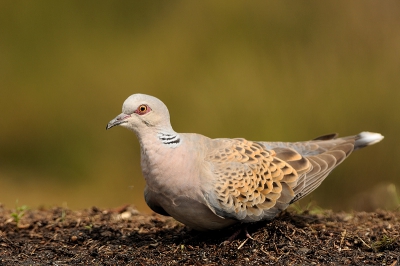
[106,94,384,231]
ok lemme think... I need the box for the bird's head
[106,94,172,133]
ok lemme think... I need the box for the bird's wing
[203,138,311,222]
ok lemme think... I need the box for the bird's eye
[135,104,151,115]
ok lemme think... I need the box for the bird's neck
[136,127,182,152]
[156,131,181,148]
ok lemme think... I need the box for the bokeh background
[1,1,399,213]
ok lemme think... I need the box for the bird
[106,93,384,231]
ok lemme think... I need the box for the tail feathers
[354,132,384,150]
[289,131,383,204]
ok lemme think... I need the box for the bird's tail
[353,132,384,150]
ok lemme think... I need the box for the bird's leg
[222,224,253,245]
[244,226,254,240]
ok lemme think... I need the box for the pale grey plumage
[106,93,384,231]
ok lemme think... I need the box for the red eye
[135,104,151,115]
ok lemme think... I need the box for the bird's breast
[140,142,200,197]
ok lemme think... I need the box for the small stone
[17,223,30,229]
[120,211,131,220]
[299,247,310,254]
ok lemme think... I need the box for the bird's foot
[222,225,254,245]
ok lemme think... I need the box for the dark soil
[0,204,399,265]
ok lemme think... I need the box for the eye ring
[135,104,151,115]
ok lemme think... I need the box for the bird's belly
[148,192,237,231]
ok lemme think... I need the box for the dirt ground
[0,204,399,265]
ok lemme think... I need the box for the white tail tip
[355,132,384,149]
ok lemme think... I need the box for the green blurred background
[1,1,399,213]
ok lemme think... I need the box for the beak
[106,113,131,130]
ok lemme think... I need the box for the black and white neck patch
[157,132,181,147]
